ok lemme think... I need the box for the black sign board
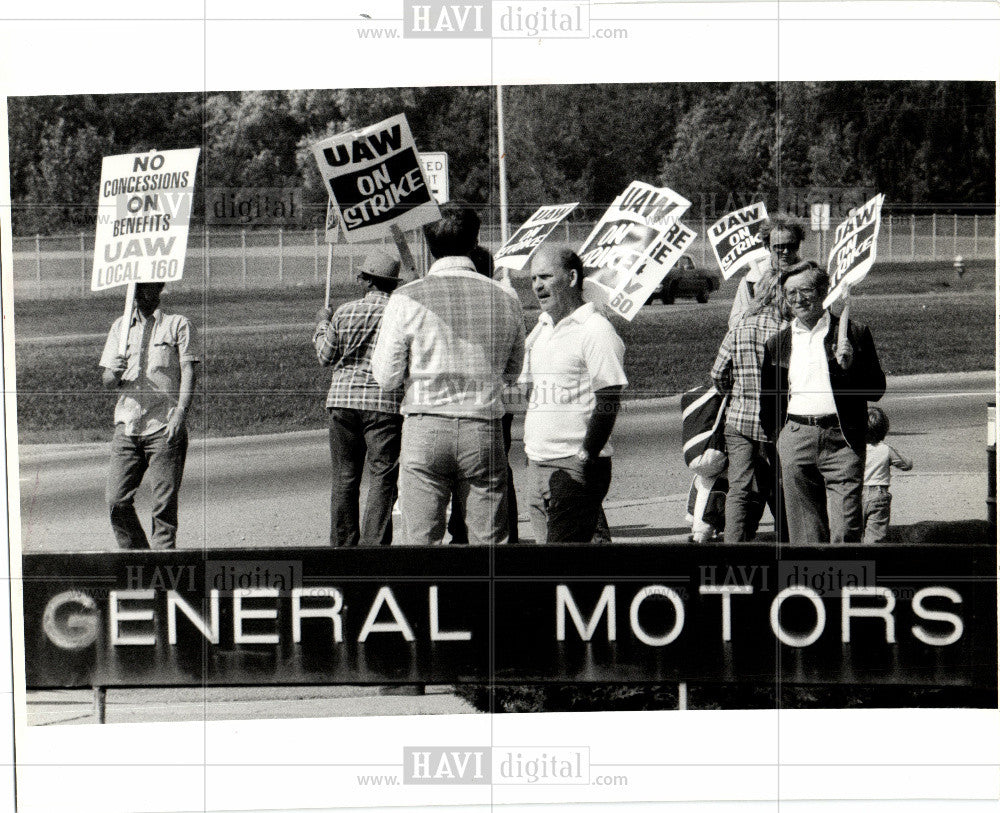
[22,542,996,689]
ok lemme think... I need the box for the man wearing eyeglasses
[728,218,804,330]
[760,260,886,545]
[313,248,404,546]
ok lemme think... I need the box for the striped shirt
[371,256,525,419]
[312,290,401,413]
[711,305,783,441]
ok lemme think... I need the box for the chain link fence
[9,214,996,300]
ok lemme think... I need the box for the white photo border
[2,1,998,811]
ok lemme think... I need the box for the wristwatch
[575,448,591,464]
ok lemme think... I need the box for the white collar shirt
[787,310,838,416]
[521,302,628,461]
[98,308,199,436]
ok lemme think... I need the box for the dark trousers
[528,456,613,544]
[328,408,403,546]
[448,412,518,544]
[106,425,187,550]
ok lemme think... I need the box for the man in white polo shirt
[760,260,886,545]
[521,246,628,543]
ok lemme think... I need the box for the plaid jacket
[710,306,783,441]
[371,257,525,419]
[313,291,401,414]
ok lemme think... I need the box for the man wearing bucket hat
[313,248,404,546]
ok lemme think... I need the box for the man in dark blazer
[760,260,886,544]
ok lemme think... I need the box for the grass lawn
[12,259,995,443]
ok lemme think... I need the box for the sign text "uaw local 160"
[92,148,200,291]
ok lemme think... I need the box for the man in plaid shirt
[711,277,787,542]
[313,248,403,546]
[372,203,525,545]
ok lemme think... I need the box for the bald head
[531,246,584,290]
[530,245,585,323]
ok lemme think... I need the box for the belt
[407,413,500,423]
[788,413,839,429]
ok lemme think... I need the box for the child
[863,406,913,543]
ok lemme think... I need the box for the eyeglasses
[771,243,799,253]
[784,287,819,303]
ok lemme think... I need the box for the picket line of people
[314,202,626,546]
[708,218,908,545]
[98,206,908,548]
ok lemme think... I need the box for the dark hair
[867,406,890,444]
[779,259,828,290]
[545,246,584,290]
[363,274,399,294]
[423,202,480,259]
[759,217,805,248]
[470,245,495,278]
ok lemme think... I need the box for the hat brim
[360,270,401,284]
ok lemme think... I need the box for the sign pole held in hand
[323,200,339,309]
[390,224,418,279]
[324,242,335,309]
[117,282,137,357]
[835,285,852,368]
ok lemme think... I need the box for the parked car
[648,256,720,304]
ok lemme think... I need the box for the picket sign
[707,202,770,280]
[494,203,579,272]
[311,113,440,245]
[823,193,885,308]
[92,147,199,357]
[578,181,696,320]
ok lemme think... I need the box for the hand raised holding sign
[835,286,853,369]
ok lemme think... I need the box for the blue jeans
[447,412,519,545]
[862,485,892,544]
[724,430,786,543]
[106,425,188,549]
[399,414,508,545]
[327,408,403,546]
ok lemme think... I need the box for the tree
[17,119,112,234]
[658,83,777,217]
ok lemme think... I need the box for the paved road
[15,371,995,551]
